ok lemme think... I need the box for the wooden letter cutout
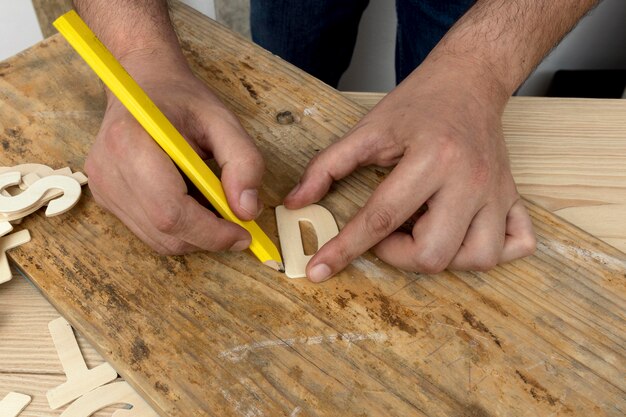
[0,221,14,237]
[276,204,339,278]
[60,381,158,417]
[0,230,31,285]
[0,172,82,221]
[0,164,87,194]
[22,168,88,190]
[47,317,118,409]
[0,164,55,195]
[0,392,31,417]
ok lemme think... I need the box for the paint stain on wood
[462,403,493,417]
[102,283,129,311]
[334,295,349,309]
[155,381,170,395]
[462,309,503,350]
[479,296,510,317]
[131,337,151,365]
[239,76,259,100]
[2,127,33,157]
[515,370,559,406]
[375,293,417,336]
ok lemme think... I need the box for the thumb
[198,111,266,221]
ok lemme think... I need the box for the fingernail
[308,263,332,282]
[286,183,301,200]
[239,189,258,217]
[229,239,250,252]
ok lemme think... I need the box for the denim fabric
[395,0,476,83]
[250,0,476,87]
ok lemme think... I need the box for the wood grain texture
[0,273,119,416]
[344,92,626,253]
[0,273,105,374]
[0,3,624,417]
[31,0,73,38]
[0,276,149,416]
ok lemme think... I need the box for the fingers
[304,157,440,282]
[196,110,266,221]
[91,187,198,255]
[287,132,533,280]
[120,132,252,252]
[500,199,536,262]
[373,188,480,274]
[448,203,507,271]
[87,116,252,256]
[375,198,534,274]
[449,199,535,269]
[284,128,391,209]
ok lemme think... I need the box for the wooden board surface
[344,92,626,253]
[0,3,624,416]
[0,274,127,417]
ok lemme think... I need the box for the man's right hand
[85,53,265,255]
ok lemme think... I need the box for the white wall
[339,0,626,96]
[0,1,44,61]
[180,0,215,21]
[518,0,626,95]
[0,1,215,61]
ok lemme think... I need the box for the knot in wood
[276,111,295,125]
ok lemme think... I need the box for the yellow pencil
[53,10,283,271]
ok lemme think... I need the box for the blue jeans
[251,0,476,87]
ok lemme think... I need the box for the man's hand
[73,0,266,255]
[285,55,536,281]
[85,54,265,255]
[285,0,598,282]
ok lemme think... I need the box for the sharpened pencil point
[264,260,285,273]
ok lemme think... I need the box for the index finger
[305,158,440,282]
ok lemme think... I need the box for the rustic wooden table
[1,3,625,417]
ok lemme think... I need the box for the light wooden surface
[345,92,626,253]
[0,274,121,417]
[0,2,624,417]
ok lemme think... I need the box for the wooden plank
[0,277,151,416]
[344,92,626,253]
[0,3,624,417]
[0,273,105,373]
[31,0,73,38]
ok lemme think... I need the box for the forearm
[427,0,599,99]
[72,0,187,67]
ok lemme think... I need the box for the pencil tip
[264,260,285,273]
